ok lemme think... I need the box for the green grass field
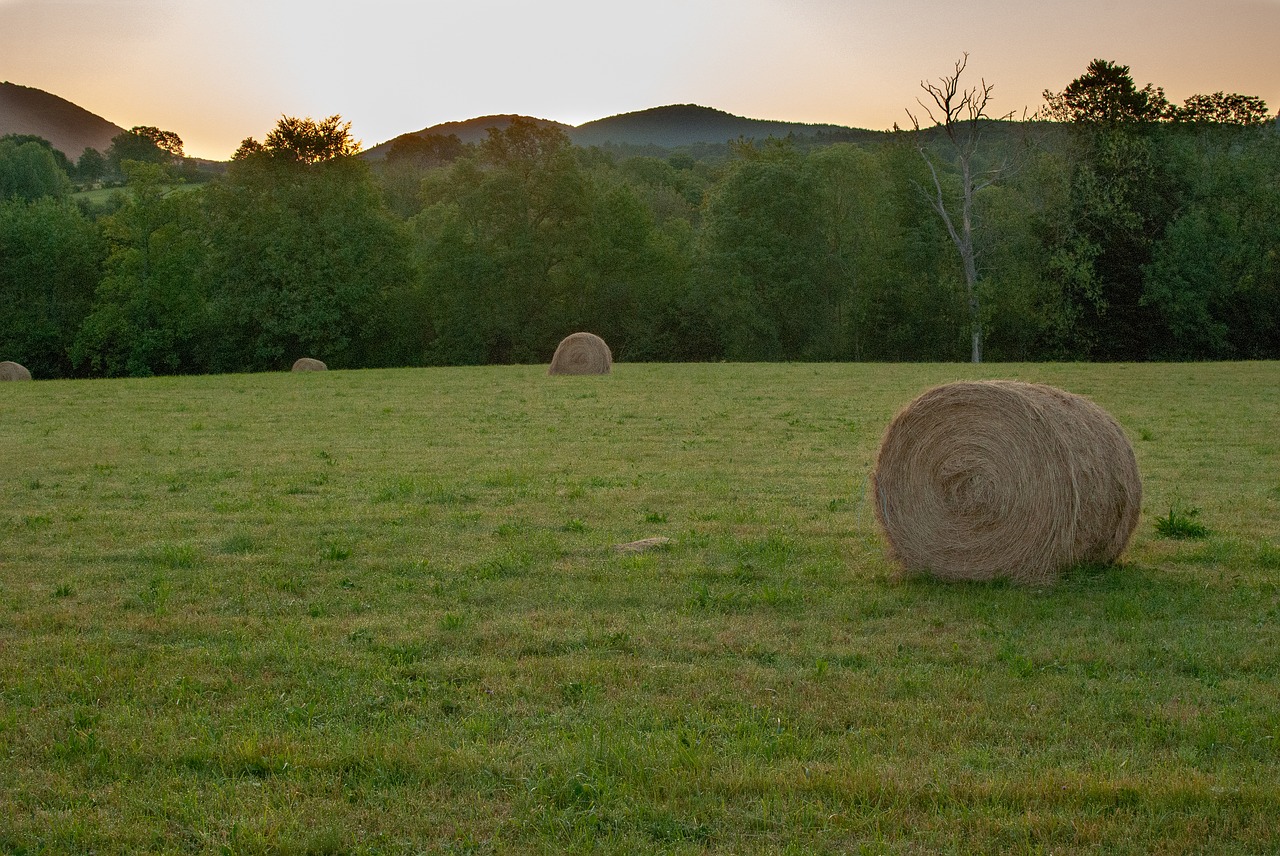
[2,362,1278,854]
[71,182,198,208]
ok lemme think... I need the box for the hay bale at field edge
[0,361,32,381]
[291,358,327,372]
[871,380,1142,585]
[548,332,612,375]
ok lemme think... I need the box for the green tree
[374,133,468,219]
[606,155,710,361]
[1040,59,1172,125]
[231,137,264,160]
[131,126,184,159]
[76,148,107,184]
[0,196,103,377]
[1046,128,1177,358]
[1036,60,1182,359]
[385,133,465,166]
[617,154,711,228]
[969,159,1065,361]
[1,134,75,176]
[236,115,361,164]
[0,137,73,200]
[72,162,210,376]
[1142,133,1280,358]
[107,126,184,174]
[1042,61,1268,128]
[205,136,416,371]
[1172,92,1271,125]
[698,140,829,360]
[566,173,694,361]
[806,143,917,360]
[415,119,592,364]
[872,141,975,360]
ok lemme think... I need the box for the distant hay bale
[871,380,1141,585]
[548,332,612,375]
[0,361,32,381]
[291,358,327,372]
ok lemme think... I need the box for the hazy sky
[3,0,1278,160]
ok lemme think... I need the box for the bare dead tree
[906,54,1012,363]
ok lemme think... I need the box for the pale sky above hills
[2,0,1277,160]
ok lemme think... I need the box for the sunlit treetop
[1040,58,1270,126]
[131,126,184,159]
[1172,92,1271,125]
[106,125,185,172]
[233,115,361,165]
[1040,59,1171,124]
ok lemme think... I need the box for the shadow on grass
[887,559,1241,624]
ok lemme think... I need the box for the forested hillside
[569,104,878,148]
[0,81,126,160]
[2,62,1277,378]
[361,105,878,161]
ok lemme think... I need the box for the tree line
[2,59,1277,378]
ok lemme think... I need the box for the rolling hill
[360,114,575,159]
[570,104,881,148]
[3,82,885,164]
[363,104,882,159]
[0,81,125,159]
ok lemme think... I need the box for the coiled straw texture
[0,360,32,381]
[872,381,1141,584]
[548,332,612,375]
[291,358,327,372]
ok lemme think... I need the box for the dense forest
[2,60,1277,378]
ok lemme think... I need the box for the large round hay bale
[291,357,327,372]
[871,380,1141,584]
[548,332,612,375]
[0,361,32,381]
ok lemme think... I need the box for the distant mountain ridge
[2,82,882,163]
[364,104,882,159]
[570,104,880,148]
[0,81,126,159]
[359,114,575,159]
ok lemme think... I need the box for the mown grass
[1,362,1277,854]
[71,182,198,209]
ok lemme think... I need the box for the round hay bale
[548,332,612,375]
[871,380,1141,584]
[291,357,327,372]
[0,361,32,381]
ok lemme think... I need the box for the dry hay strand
[548,332,612,375]
[0,361,32,381]
[614,537,672,554]
[291,357,327,372]
[871,380,1141,585]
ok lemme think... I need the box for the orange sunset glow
[3,0,1279,161]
